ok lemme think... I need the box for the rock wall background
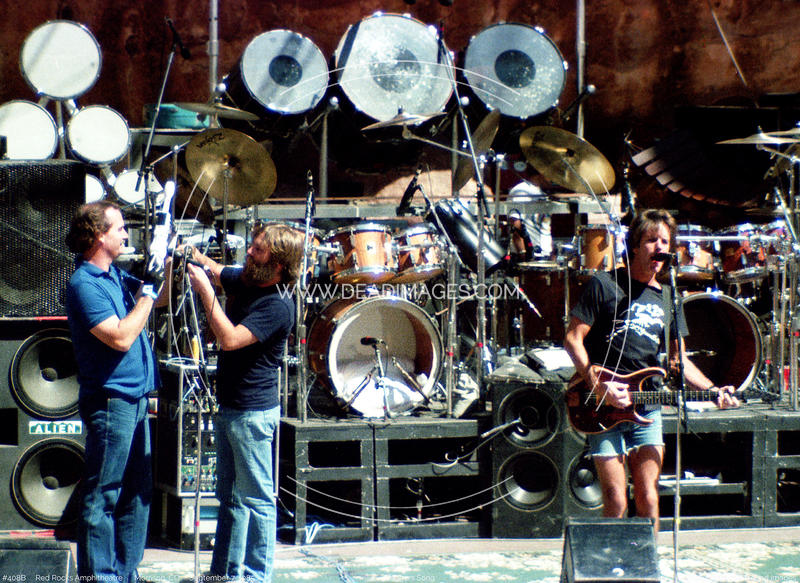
[2,0,799,222]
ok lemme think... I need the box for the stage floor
[126,527,800,583]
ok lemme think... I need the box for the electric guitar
[565,366,750,434]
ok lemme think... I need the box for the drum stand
[418,184,466,416]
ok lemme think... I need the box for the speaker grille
[0,161,85,317]
[11,438,85,527]
[10,328,79,419]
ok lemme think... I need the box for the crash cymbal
[362,110,445,130]
[185,129,276,206]
[519,126,616,193]
[764,127,800,137]
[176,102,259,121]
[453,109,501,191]
[716,132,798,145]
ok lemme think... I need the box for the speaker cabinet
[490,375,601,538]
[0,320,84,530]
[561,517,659,583]
[0,160,85,317]
[0,538,76,580]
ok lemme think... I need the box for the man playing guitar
[563,209,739,535]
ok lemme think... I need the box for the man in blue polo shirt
[65,200,166,583]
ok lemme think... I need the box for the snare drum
[20,20,101,100]
[676,224,717,284]
[392,224,444,284]
[0,100,57,160]
[577,224,625,275]
[326,223,397,284]
[718,223,766,283]
[67,105,131,165]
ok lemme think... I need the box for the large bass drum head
[237,29,329,115]
[335,13,453,122]
[464,22,566,119]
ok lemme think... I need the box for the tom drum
[325,223,397,284]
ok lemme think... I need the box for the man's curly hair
[66,201,120,255]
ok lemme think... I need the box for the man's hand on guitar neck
[712,385,739,409]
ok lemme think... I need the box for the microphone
[147,180,177,275]
[652,252,677,263]
[562,84,596,122]
[306,170,315,217]
[360,337,385,346]
[166,18,192,60]
[396,166,421,216]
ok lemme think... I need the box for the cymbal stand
[770,182,800,409]
[436,21,492,390]
[418,184,465,416]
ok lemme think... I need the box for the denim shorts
[587,408,664,456]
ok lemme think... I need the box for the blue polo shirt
[65,260,157,399]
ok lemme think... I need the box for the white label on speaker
[28,420,83,435]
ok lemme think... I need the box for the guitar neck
[629,389,717,405]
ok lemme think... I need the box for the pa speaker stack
[0,160,86,531]
[488,358,602,538]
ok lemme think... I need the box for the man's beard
[242,257,280,285]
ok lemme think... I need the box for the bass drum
[682,293,762,391]
[307,296,442,417]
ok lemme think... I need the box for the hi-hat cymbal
[453,109,501,191]
[716,132,798,145]
[362,110,444,130]
[185,129,276,206]
[176,102,259,121]
[519,126,616,193]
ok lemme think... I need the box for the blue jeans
[210,406,280,583]
[77,392,152,583]
[587,408,664,456]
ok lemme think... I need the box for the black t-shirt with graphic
[570,268,688,374]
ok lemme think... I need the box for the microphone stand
[297,171,315,422]
[137,23,181,262]
[666,255,687,583]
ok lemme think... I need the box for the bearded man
[185,222,304,583]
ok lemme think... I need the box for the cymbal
[362,110,444,130]
[453,109,501,191]
[176,102,259,121]
[716,132,798,145]
[185,129,276,206]
[519,126,616,193]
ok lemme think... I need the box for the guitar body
[565,367,667,434]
